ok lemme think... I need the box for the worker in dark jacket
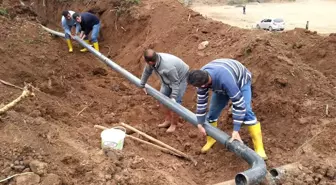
[187,59,267,160]
[73,12,100,52]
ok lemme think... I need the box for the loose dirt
[0,0,335,184]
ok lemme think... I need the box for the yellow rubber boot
[201,121,217,153]
[66,39,73,53]
[93,42,99,51]
[248,122,268,160]
[80,40,90,52]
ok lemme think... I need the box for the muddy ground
[0,0,335,184]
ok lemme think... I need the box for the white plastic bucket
[100,127,126,150]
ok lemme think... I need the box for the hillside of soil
[0,0,335,184]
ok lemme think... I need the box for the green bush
[227,0,247,5]
[126,0,140,4]
[115,0,141,17]
[0,8,8,16]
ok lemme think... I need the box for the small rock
[304,175,314,184]
[316,166,328,176]
[319,179,328,185]
[14,161,20,165]
[23,159,31,167]
[41,173,62,185]
[30,110,42,117]
[0,46,4,53]
[104,114,117,124]
[326,167,335,179]
[184,142,192,150]
[198,41,209,50]
[19,161,24,165]
[314,174,322,183]
[29,160,48,175]
[277,55,294,66]
[317,50,327,58]
[92,67,108,76]
[114,174,122,182]
[105,174,112,180]
[2,167,12,175]
[274,77,288,87]
[13,165,26,171]
[15,173,40,185]
[188,133,197,139]
[4,161,10,167]
[23,168,31,172]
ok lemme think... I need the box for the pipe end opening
[270,169,279,177]
[235,173,248,185]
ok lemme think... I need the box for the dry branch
[0,84,35,115]
[0,79,24,90]
[77,102,93,116]
[226,26,232,32]
[0,172,34,183]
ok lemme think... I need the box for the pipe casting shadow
[41,25,267,185]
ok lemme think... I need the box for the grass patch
[0,8,8,16]
[115,0,141,17]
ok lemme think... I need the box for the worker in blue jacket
[72,12,100,52]
[61,10,80,52]
[187,58,268,160]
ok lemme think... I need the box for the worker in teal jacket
[61,10,80,52]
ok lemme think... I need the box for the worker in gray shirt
[140,49,189,133]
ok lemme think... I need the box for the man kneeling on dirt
[61,10,80,53]
[187,58,268,160]
[72,12,100,52]
[140,49,189,133]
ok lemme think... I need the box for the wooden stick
[226,26,232,33]
[120,122,197,165]
[94,125,182,157]
[0,79,46,96]
[0,79,24,90]
[295,128,325,155]
[0,84,35,115]
[77,106,89,116]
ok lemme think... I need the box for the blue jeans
[64,26,73,39]
[160,80,187,104]
[207,81,257,125]
[84,23,101,43]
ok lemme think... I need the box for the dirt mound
[0,0,335,184]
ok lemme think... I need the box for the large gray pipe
[41,25,267,185]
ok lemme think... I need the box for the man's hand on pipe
[197,124,206,137]
[230,131,243,143]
